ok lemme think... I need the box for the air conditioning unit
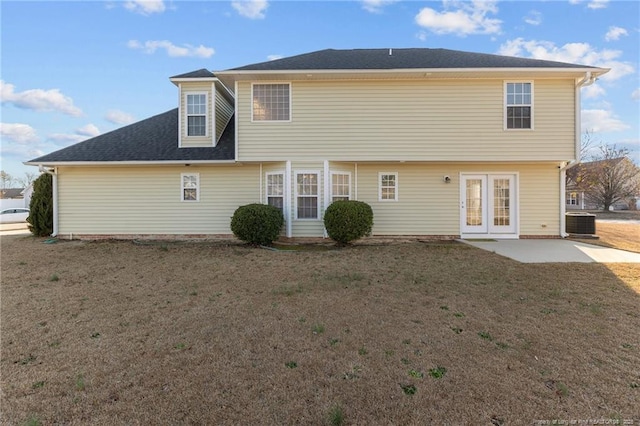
[565,213,596,236]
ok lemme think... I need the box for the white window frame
[251,82,292,122]
[185,92,208,137]
[567,192,578,206]
[378,172,398,202]
[331,172,351,202]
[266,172,285,212]
[181,173,200,202]
[295,171,320,220]
[504,81,534,130]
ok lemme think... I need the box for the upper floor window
[505,82,532,129]
[181,173,199,201]
[186,93,207,136]
[331,173,351,202]
[252,83,290,121]
[379,172,398,201]
[266,173,284,212]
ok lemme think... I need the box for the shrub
[27,173,54,237]
[231,203,284,246]
[323,200,373,244]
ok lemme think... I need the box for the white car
[0,208,30,224]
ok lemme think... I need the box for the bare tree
[0,170,15,189]
[574,145,640,211]
[16,172,39,188]
[579,130,599,161]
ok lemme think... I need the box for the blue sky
[1,0,639,180]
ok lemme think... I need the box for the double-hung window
[252,83,290,121]
[379,172,398,201]
[266,173,284,212]
[181,173,199,201]
[296,172,319,219]
[505,82,532,129]
[186,93,207,136]
[331,173,351,202]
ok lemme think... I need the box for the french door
[460,174,517,237]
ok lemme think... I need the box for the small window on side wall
[181,173,199,201]
[379,172,398,201]
[505,82,532,129]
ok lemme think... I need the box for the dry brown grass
[1,236,639,425]
[571,220,640,254]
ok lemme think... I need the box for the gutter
[560,71,597,237]
[38,165,58,237]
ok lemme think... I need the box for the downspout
[38,165,58,237]
[560,72,597,237]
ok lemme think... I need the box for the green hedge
[231,203,284,246]
[323,200,373,244]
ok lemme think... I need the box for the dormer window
[186,93,207,136]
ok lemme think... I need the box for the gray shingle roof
[229,48,599,71]
[28,109,235,164]
[170,69,216,79]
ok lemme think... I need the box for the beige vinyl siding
[237,79,575,162]
[353,162,560,236]
[215,90,234,142]
[180,83,214,147]
[57,165,259,236]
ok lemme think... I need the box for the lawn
[1,235,639,425]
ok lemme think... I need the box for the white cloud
[587,0,608,9]
[361,0,399,14]
[415,30,428,42]
[568,0,609,8]
[48,124,101,146]
[524,10,542,26]
[0,80,82,116]
[632,88,640,101]
[581,109,629,133]
[0,123,39,144]
[232,0,268,19]
[127,40,214,58]
[124,0,165,15]
[106,109,136,125]
[497,38,634,81]
[267,55,283,61]
[605,26,628,42]
[581,84,605,99]
[415,0,501,36]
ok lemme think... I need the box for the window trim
[504,81,534,131]
[185,91,208,137]
[294,171,320,220]
[265,171,285,212]
[378,172,398,202]
[251,82,292,123]
[181,172,200,202]
[331,172,351,202]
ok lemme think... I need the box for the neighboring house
[0,188,27,210]
[566,157,639,211]
[26,48,609,240]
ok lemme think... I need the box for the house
[25,48,609,240]
[566,157,639,211]
[0,187,27,210]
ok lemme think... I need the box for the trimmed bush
[323,200,373,244]
[231,203,284,246]
[27,173,54,237]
